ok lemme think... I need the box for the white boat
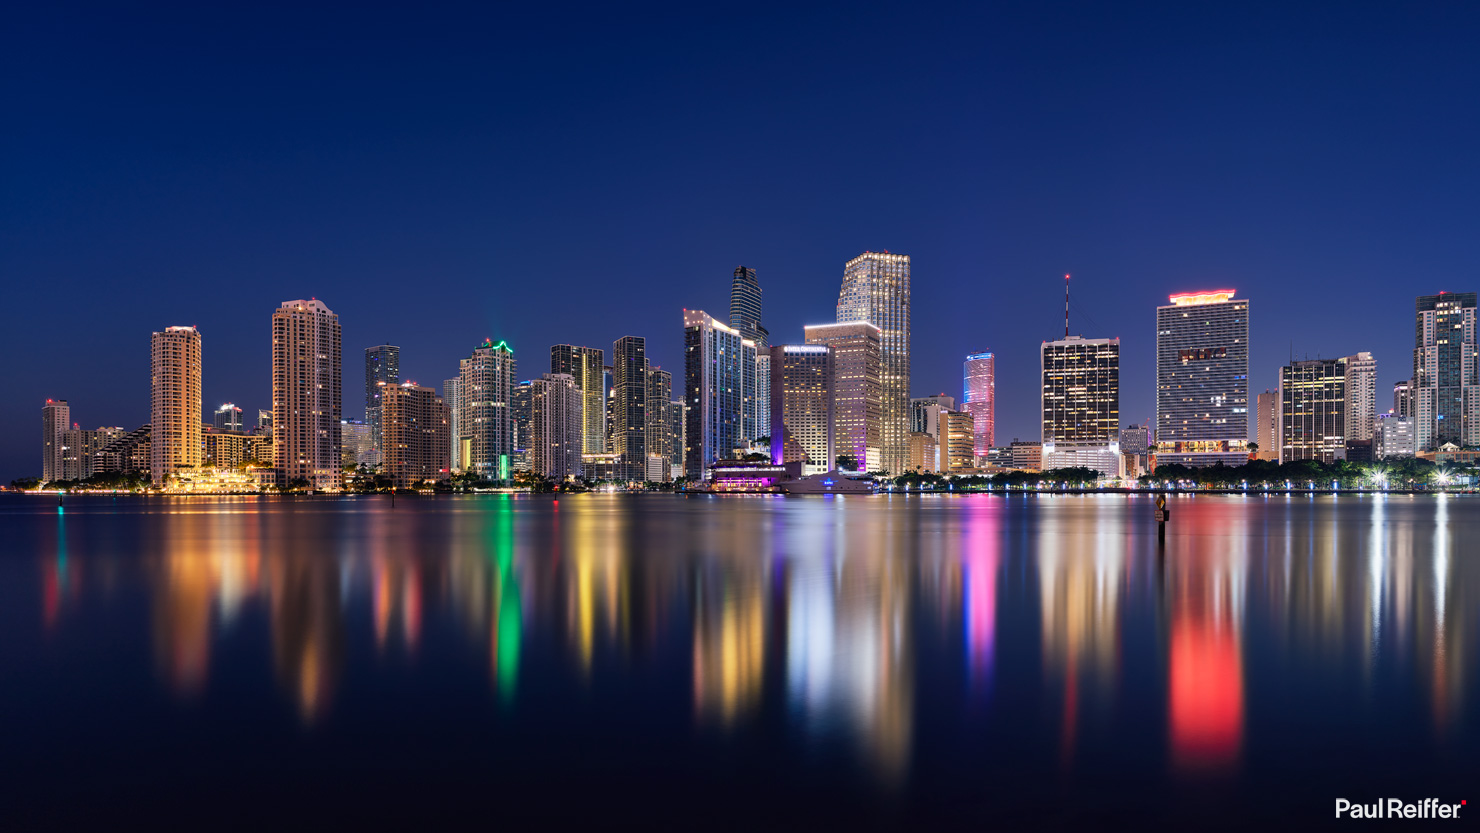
[779,471,875,495]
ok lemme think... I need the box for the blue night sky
[4,2,1479,479]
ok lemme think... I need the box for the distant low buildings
[1374,415,1416,459]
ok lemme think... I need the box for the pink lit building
[963,352,995,455]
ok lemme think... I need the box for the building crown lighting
[1168,290,1236,306]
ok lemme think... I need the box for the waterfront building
[986,446,1013,468]
[339,419,373,468]
[528,373,583,481]
[603,365,614,451]
[1374,415,1416,459]
[1155,290,1250,467]
[272,300,342,491]
[754,352,771,444]
[42,399,69,483]
[203,429,266,471]
[1010,439,1043,471]
[963,352,995,454]
[837,251,910,474]
[1413,292,1479,450]
[551,345,606,456]
[442,378,462,471]
[213,403,243,433]
[612,336,648,480]
[669,399,687,477]
[581,452,623,481]
[1041,335,1120,476]
[1392,379,1413,418]
[1255,390,1279,460]
[381,382,451,488]
[646,367,673,478]
[1279,356,1358,463]
[1343,352,1377,461]
[96,424,151,478]
[364,344,400,462]
[908,432,938,473]
[769,345,835,475]
[458,339,517,480]
[512,380,534,461]
[941,410,976,473]
[151,325,202,486]
[61,426,125,481]
[805,322,881,471]
[683,309,749,480]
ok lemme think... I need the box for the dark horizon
[8,2,1480,480]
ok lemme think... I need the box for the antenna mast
[1064,273,1071,338]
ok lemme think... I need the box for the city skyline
[8,6,1480,481]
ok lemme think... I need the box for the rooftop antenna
[1064,273,1071,338]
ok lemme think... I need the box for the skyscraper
[729,266,768,348]
[511,380,534,469]
[768,344,834,475]
[669,398,687,476]
[963,352,996,456]
[213,403,244,433]
[1255,391,1279,460]
[272,300,342,490]
[1413,292,1478,450]
[551,345,606,456]
[941,410,977,473]
[442,378,462,471]
[1343,351,1377,459]
[530,373,584,481]
[339,419,373,468]
[1155,290,1250,467]
[42,399,69,483]
[805,322,881,472]
[837,251,910,474]
[684,309,747,481]
[151,325,202,486]
[1041,335,1120,475]
[646,367,673,478]
[612,336,648,479]
[1392,379,1412,418]
[458,339,516,480]
[380,382,451,488]
[365,344,400,463]
[1279,358,1350,464]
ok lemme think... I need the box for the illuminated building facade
[805,322,881,471]
[442,378,461,471]
[1392,379,1412,418]
[1041,335,1120,475]
[612,336,648,480]
[272,300,342,491]
[203,430,269,471]
[941,410,976,473]
[684,309,750,481]
[669,398,686,475]
[769,345,835,475]
[512,381,534,463]
[61,426,125,481]
[213,403,243,433]
[907,431,937,473]
[730,266,768,348]
[530,373,584,481]
[42,399,69,483]
[1155,290,1250,467]
[458,339,517,480]
[96,424,151,477]
[1343,352,1377,460]
[364,344,400,462]
[152,325,202,486]
[551,344,605,455]
[339,419,373,467]
[1413,292,1478,450]
[963,352,995,454]
[381,382,451,487]
[646,367,673,479]
[256,409,272,434]
[1375,415,1416,459]
[1255,391,1279,460]
[1279,353,1375,464]
[837,251,910,474]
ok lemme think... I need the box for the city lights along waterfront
[0,493,1475,829]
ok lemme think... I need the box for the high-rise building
[339,419,373,468]
[646,367,673,478]
[837,251,910,474]
[941,410,976,473]
[458,339,516,481]
[364,345,400,462]
[61,426,124,481]
[1041,335,1120,475]
[42,399,69,483]
[908,432,938,473]
[152,325,203,486]
[754,352,771,443]
[256,409,272,434]
[551,345,606,456]
[612,336,648,479]
[909,395,955,435]
[1392,380,1413,418]
[684,309,747,481]
[510,380,533,473]
[963,352,996,456]
[1374,415,1416,459]
[1255,391,1279,460]
[1155,290,1250,467]
[530,373,584,482]
[768,345,834,475]
[805,322,881,472]
[1119,424,1150,456]
[96,424,152,478]
[669,398,687,477]
[380,382,451,488]
[442,378,462,471]
[730,266,768,348]
[1279,357,1349,464]
[272,300,342,490]
[1413,292,1479,450]
[213,403,244,433]
[1343,351,1377,461]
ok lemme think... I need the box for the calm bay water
[0,492,1475,830]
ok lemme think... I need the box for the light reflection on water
[4,492,1477,826]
